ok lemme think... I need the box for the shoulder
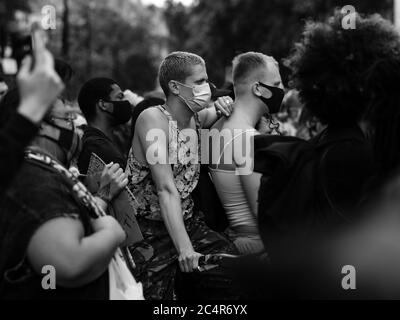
[138,106,165,123]
[137,107,169,130]
[7,161,81,218]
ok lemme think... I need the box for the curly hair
[364,58,400,178]
[285,11,400,126]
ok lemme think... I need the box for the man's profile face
[182,64,209,88]
[108,84,125,101]
[0,81,9,101]
[259,61,283,89]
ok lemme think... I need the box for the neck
[90,118,114,140]
[165,95,194,129]
[231,95,265,128]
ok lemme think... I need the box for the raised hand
[17,26,64,124]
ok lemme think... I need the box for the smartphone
[0,12,35,75]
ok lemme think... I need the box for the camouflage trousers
[127,211,239,300]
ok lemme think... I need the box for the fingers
[179,259,189,273]
[109,163,121,175]
[192,254,200,270]
[102,164,125,183]
[32,26,47,68]
[179,253,201,273]
[215,96,234,117]
[111,168,124,185]
[106,162,114,168]
[102,162,119,177]
[102,163,129,198]
[121,173,129,188]
[17,56,32,79]
[114,168,124,177]
[115,172,129,189]
[179,256,191,273]
[101,162,113,178]
[120,177,129,189]
[224,96,234,113]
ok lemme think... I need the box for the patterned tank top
[126,105,201,221]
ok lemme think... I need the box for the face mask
[257,82,284,114]
[103,100,132,124]
[176,81,212,113]
[38,120,82,165]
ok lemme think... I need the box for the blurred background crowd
[0,0,394,135]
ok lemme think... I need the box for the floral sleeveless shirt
[126,105,201,221]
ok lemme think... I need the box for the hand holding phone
[16,27,64,124]
[1,17,37,75]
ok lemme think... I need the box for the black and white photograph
[1,0,400,311]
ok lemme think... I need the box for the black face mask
[257,82,284,114]
[103,100,132,125]
[38,120,82,164]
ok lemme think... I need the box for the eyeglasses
[49,116,74,129]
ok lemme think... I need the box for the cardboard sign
[86,153,143,247]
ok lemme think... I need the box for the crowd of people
[2,10,400,300]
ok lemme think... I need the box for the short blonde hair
[232,52,277,85]
[159,51,205,97]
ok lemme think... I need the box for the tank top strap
[193,112,201,131]
[216,129,255,168]
[156,104,174,121]
[157,104,201,147]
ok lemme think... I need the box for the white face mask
[176,81,212,113]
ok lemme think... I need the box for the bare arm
[27,215,125,288]
[136,109,201,272]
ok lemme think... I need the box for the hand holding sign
[86,153,143,248]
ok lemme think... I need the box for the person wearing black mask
[208,52,284,255]
[77,78,133,174]
[0,87,129,300]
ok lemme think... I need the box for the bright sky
[141,0,194,7]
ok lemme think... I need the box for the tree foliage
[3,0,395,94]
[3,0,163,97]
[165,0,393,86]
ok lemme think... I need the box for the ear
[97,99,110,112]
[252,83,262,97]
[168,80,180,95]
[253,83,272,98]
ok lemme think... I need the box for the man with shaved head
[209,52,284,255]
